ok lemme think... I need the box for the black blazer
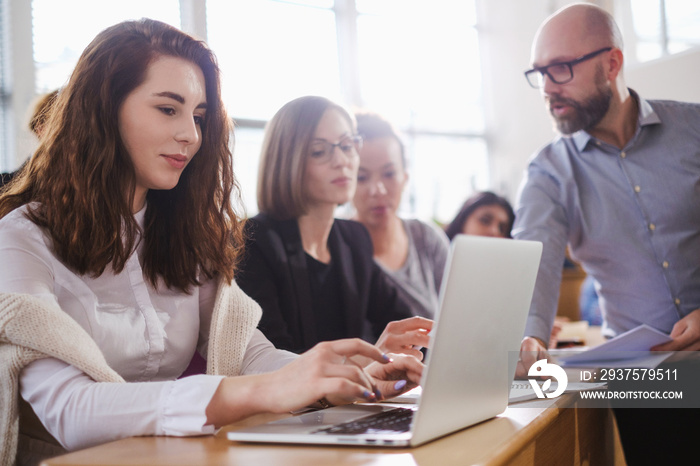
[237,213,412,353]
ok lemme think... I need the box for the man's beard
[547,67,612,135]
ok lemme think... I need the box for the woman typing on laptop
[0,20,421,465]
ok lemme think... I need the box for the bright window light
[356,0,482,134]
[28,0,488,223]
[32,0,179,92]
[207,0,342,121]
[630,0,700,62]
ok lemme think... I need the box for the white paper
[558,324,671,366]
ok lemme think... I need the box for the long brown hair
[0,19,242,292]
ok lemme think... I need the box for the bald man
[513,3,700,462]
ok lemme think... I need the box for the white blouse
[0,205,296,451]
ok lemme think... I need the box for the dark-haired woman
[444,191,515,240]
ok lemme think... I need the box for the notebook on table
[227,235,542,447]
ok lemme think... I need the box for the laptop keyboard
[313,407,414,435]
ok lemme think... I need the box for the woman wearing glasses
[237,96,431,357]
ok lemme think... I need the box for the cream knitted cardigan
[0,279,261,466]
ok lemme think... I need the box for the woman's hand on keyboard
[206,339,424,427]
[365,353,424,401]
[260,338,393,410]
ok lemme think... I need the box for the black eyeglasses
[524,47,612,89]
[308,135,363,164]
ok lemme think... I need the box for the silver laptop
[227,235,542,447]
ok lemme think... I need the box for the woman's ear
[401,171,409,190]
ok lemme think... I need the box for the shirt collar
[134,203,147,228]
[571,128,594,153]
[634,89,660,127]
[569,88,660,152]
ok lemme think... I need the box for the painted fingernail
[374,388,383,399]
[382,354,392,362]
[394,380,407,391]
[363,390,375,400]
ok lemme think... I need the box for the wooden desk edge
[484,397,570,465]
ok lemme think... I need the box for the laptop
[227,235,542,447]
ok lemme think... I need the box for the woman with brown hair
[0,20,421,463]
[351,111,449,319]
[237,96,432,356]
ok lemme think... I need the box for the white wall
[476,0,575,202]
[625,48,700,104]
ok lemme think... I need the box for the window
[355,0,482,134]
[630,0,700,62]
[207,0,342,121]
[32,0,180,92]
[206,0,346,215]
[208,0,486,222]
[20,0,488,223]
[354,0,486,221]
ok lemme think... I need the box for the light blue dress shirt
[513,90,700,343]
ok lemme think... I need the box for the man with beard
[513,4,700,463]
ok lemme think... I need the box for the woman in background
[351,111,449,318]
[443,191,570,345]
[0,21,421,463]
[28,89,60,139]
[0,89,59,189]
[237,96,431,357]
[444,191,515,240]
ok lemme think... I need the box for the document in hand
[558,324,671,367]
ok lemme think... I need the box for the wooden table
[42,394,625,466]
[43,327,624,465]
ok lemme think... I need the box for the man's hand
[652,308,700,351]
[548,316,569,349]
[515,336,550,379]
